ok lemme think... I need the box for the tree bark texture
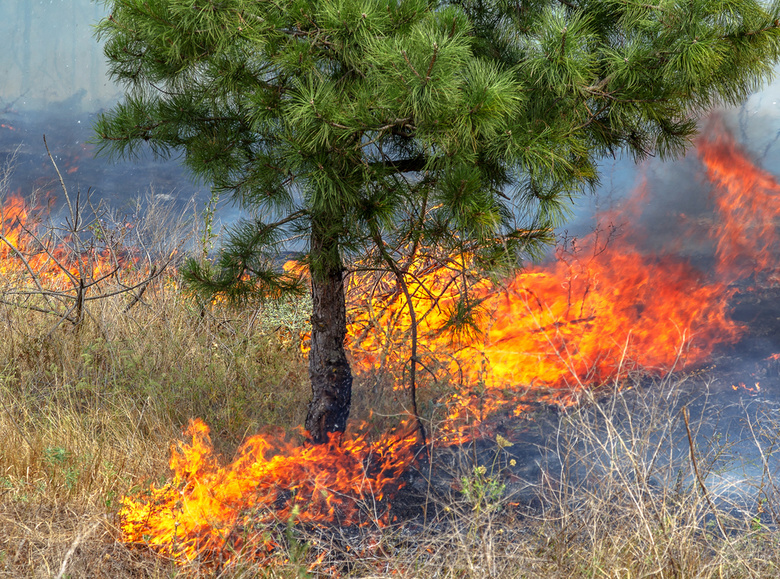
[305,221,353,443]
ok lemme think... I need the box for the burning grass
[87,373,780,579]
[0,161,314,575]
[5,119,780,576]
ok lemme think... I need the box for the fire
[0,194,121,289]
[697,123,780,280]
[119,419,419,567]
[732,381,761,394]
[340,245,742,439]
[338,118,778,438]
[122,119,780,568]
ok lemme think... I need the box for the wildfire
[341,244,741,438]
[121,119,780,569]
[119,419,419,567]
[732,382,761,394]
[336,117,780,439]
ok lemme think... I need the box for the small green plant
[44,446,80,493]
[460,464,506,516]
[459,435,515,516]
[283,506,312,579]
[44,446,71,465]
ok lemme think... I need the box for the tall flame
[341,119,772,437]
[698,123,780,280]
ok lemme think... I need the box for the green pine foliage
[94,0,780,295]
[93,0,780,405]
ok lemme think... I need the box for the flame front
[343,120,775,437]
[119,420,418,565]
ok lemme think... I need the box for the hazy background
[1,1,115,110]
[0,0,203,219]
[2,0,780,244]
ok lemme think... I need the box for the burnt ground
[723,283,780,373]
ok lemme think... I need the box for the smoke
[0,1,116,111]
[563,74,780,248]
[0,1,207,216]
[2,1,780,245]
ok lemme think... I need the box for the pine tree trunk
[305,220,352,443]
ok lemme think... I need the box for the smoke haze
[2,1,780,237]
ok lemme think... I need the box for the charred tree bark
[305,220,353,443]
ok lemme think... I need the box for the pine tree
[94,0,780,443]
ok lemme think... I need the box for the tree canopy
[94,0,780,442]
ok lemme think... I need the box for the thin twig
[0,233,55,309]
[54,520,101,579]
[682,406,727,539]
[368,223,427,447]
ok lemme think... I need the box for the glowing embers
[732,381,761,395]
[119,419,419,567]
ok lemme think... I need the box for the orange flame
[119,419,419,566]
[338,119,775,438]
[732,381,761,394]
[0,194,127,287]
[698,124,780,280]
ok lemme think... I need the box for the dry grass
[0,187,778,576]
[2,273,780,577]
[0,200,312,576]
[0,283,315,577]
